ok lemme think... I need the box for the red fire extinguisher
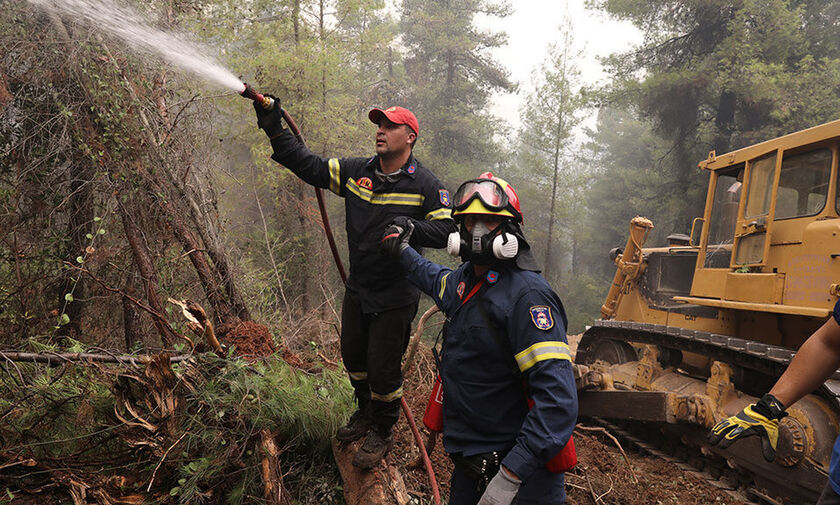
[423,374,444,433]
[527,397,577,472]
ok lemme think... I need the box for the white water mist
[28,0,244,92]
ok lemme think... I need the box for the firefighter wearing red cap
[253,102,455,468]
[395,173,578,505]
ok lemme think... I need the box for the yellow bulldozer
[576,119,840,504]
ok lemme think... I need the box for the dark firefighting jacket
[399,246,578,481]
[268,128,455,313]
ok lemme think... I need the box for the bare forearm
[770,319,840,407]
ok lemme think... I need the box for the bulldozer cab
[578,120,840,504]
[686,122,840,317]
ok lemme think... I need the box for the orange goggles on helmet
[453,179,510,213]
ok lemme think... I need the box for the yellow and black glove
[708,393,786,462]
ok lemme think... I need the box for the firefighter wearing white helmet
[396,173,578,505]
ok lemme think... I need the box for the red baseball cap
[368,106,419,137]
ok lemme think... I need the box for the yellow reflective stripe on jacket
[345,179,424,206]
[438,272,451,300]
[348,371,368,381]
[371,386,403,402]
[425,207,452,220]
[328,158,341,195]
[514,341,571,373]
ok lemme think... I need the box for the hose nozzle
[240,83,276,110]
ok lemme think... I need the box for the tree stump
[331,439,410,505]
[260,429,292,505]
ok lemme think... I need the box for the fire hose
[241,84,441,505]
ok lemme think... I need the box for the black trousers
[820,481,840,505]
[448,463,566,505]
[340,289,418,433]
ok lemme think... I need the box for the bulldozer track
[579,318,840,402]
[577,319,835,504]
[588,417,774,505]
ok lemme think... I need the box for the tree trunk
[320,0,327,108]
[293,181,312,313]
[714,91,736,154]
[446,50,455,87]
[293,0,300,44]
[186,182,252,321]
[118,197,180,348]
[160,193,236,325]
[122,291,143,351]
[544,116,563,277]
[134,162,237,326]
[289,0,311,314]
[59,162,94,338]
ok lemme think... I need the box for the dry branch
[575,425,638,483]
[116,198,183,347]
[168,298,223,354]
[69,259,184,347]
[0,351,190,366]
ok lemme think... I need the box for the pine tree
[516,17,584,278]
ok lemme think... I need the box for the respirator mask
[446,219,519,264]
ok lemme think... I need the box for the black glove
[253,95,284,138]
[381,216,415,257]
[708,393,787,462]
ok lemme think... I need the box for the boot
[352,428,394,469]
[336,410,371,442]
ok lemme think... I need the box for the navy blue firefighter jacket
[399,246,578,480]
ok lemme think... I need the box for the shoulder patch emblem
[357,177,373,190]
[439,189,450,206]
[486,270,499,284]
[456,281,466,299]
[407,164,416,175]
[529,305,554,330]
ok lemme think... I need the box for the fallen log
[332,439,410,505]
[0,351,190,366]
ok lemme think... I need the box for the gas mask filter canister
[446,221,519,261]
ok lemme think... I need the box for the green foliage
[0,355,353,503]
[595,0,840,229]
[400,0,513,185]
[559,272,606,335]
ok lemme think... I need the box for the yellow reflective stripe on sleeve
[328,158,341,195]
[438,272,451,300]
[345,179,424,206]
[425,207,452,220]
[514,341,571,373]
[371,386,403,402]
[348,371,368,381]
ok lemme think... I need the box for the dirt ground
[390,341,744,505]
